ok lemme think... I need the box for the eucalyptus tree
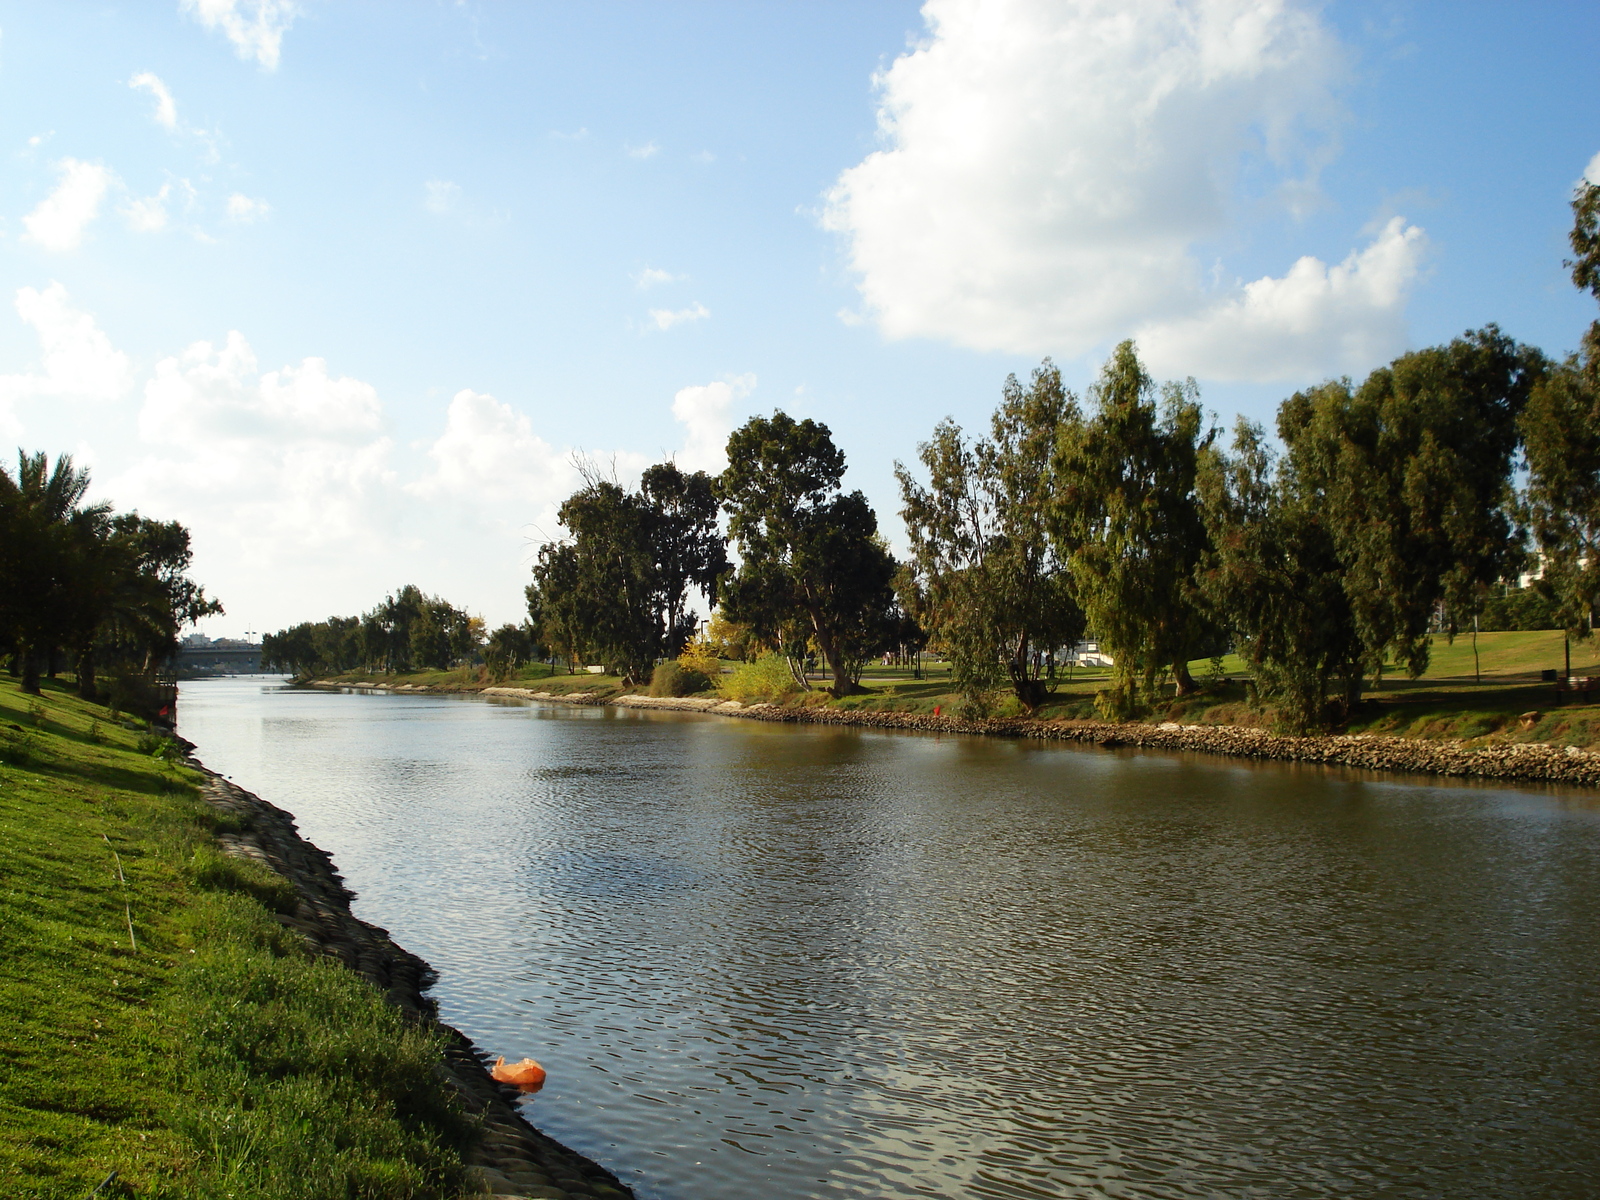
[897,361,1083,712]
[526,543,583,673]
[1282,328,1540,682]
[638,461,728,656]
[524,460,726,682]
[484,623,536,681]
[1523,175,1600,639]
[717,412,897,697]
[1050,342,1214,713]
[1196,419,1364,731]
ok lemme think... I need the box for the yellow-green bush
[719,653,801,703]
[649,661,712,697]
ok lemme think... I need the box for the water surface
[178,678,1600,1199]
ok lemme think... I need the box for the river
[177,677,1600,1199]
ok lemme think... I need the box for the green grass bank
[0,676,478,1199]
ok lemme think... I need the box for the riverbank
[300,679,1600,789]
[197,771,635,1200]
[0,675,632,1200]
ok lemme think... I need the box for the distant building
[1067,640,1114,668]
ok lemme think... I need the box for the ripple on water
[178,681,1600,1200]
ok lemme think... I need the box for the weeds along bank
[0,677,633,1200]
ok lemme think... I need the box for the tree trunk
[1172,657,1198,696]
[20,648,42,696]
[1344,668,1362,714]
[76,648,98,702]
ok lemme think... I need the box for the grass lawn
[0,677,474,1199]
[755,631,1600,747]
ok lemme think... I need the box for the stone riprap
[195,769,635,1200]
[709,705,1600,788]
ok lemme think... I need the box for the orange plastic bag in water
[491,1055,547,1092]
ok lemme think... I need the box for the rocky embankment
[606,694,1600,788]
[196,769,634,1200]
[321,681,1600,787]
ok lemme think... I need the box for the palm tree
[0,452,109,694]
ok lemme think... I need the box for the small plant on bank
[649,660,712,697]
[87,718,103,744]
[26,698,46,727]
[137,731,183,763]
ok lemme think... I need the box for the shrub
[649,660,712,697]
[0,725,41,766]
[137,731,183,763]
[677,635,722,680]
[719,653,801,703]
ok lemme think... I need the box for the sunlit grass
[0,677,474,1199]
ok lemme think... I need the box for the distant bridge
[175,645,263,676]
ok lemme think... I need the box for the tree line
[526,177,1600,731]
[260,584,544,679]
[264,177,1600,733]
[0,451,220,701]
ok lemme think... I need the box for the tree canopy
[525,460,726,684]
[1051,342,1215,713]
[0,450,220,698]
[718,412,898,697]
[897,361,1083,713]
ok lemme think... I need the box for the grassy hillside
[0,677,474,1199]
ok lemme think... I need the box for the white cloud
[182,0,299,71]
[129,72,178,129]
[824,0,1420,381]
[123,184,172,233]
[671,374,754,474]
[226,192,271,222]
[625,141,660,160]
[408,389,576,508]
[114,333,398,609]
[0,284,133,427]
[1137,217,1425,380]
[23,159,114,251]
[1584,150,1600,187]
[633,266,680,290]
[648,302,710,331]
[423,179,461,214]
[140,333,381,446]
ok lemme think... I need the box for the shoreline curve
[194,765,636,1200]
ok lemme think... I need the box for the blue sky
[1,1,1596,636]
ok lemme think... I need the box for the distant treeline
[261,585,537,680]
[1,451,219,709]
[266,176,1600,733]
